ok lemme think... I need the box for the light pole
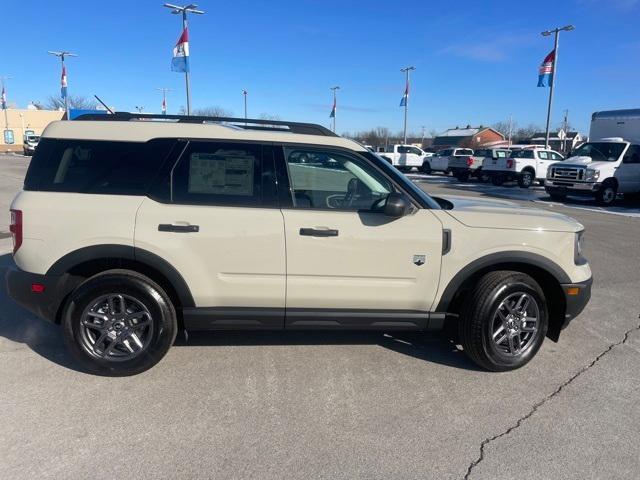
[164,3,205,116]
[541,24,574,149]
[330,86,340,132]
[242,89,248,119]
[157,87,172,115]
[400,66,415,144]
[47,51,77,120]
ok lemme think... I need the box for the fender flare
[46,244,195,308]
[436,251,571,312]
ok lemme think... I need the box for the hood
[441,195,583,233]
[557,156,614,170]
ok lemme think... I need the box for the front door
[617,144,640,193]
[135,141,286,329]
[277,147,443,329]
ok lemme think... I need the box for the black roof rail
[74,112,338,137]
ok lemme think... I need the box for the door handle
[299,228,339,237]
[158,224,200,233]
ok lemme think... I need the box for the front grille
[550,166,584,181]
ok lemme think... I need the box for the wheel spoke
[87,312,108,321]
[508,334,521,354]
[495,333,508,346]
[108,296,116,315]
[493,325,506,340]
[129,332,144,349]
[122,338,135,353]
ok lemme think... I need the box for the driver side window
[285,149,393,211]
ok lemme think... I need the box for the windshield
[572,142,626,162]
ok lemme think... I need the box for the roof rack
[74,112,338,137]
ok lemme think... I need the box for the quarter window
[285,149,393,211]
[538,151,549,160]
[623,145,640,164]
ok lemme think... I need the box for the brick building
[432,126,505,150]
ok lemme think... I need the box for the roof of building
[42,113,366,152]
[531,131,581,140]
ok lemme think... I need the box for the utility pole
[541,25,574,149]
[562,109,569,153]
[135,106,145,114]
[47,51,77,120]
[400,66,415,144]
[330,86,340,133]
[242,89,248,119]
[508,114,513,147]
[164,3,205,116]
[157,87,172,115]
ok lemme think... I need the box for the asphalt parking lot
[1,154,639,479]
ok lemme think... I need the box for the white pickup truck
[378,144,431,172]
[423,148,474,175]
[449,147,510,182]
[483,146,564,188]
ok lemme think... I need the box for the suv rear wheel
[518,170,534,188]
[458,271,548,371]
[62,270,177,376]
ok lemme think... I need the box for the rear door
[277,146,443,328]
[135,141,286,328]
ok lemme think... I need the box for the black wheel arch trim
[436,251,571,312]
[46,244,195,308]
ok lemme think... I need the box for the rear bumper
[5,266,80,323]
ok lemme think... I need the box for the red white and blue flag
[61,65,68,99]
[1,85,6,110]
[161,96,167,114]
[399,79,409,107]
[537,50,555,87]
[329,96,336,118]
[171,27,190,73]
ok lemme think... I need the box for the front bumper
[545,180,601,193]
[5,266,80,323]
[560,276,592,330]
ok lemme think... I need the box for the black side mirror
[384,192,408,217]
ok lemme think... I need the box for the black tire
[518,170,534,188]
[458,271,548,371]
[595,181,617,206]
[421,161,432,174]
[62,270,178,376]
[491,175,504,186]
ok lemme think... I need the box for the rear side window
[169,142,276,207]
[24,138,175,195]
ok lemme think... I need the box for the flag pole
[182,10,191,115]
[330,86,339,133]
[1,76,10,133]
[541,24,574,149]
[400,66,415,145]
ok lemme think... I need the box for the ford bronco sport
[6,113,592,376]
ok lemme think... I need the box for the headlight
[574,231,586,264]
[585,169,600,182]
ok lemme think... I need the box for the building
[529,129,584,155]
[432,125,505,150]
[1,108,65,153]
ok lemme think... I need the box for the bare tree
[491,120,514,137]
[44,94,97,110]
[184,106,233,117]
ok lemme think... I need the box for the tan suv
[6,113,592,376]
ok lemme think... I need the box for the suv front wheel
[458,271,548,371]
[62,270,178,376]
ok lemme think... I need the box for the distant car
[449,148,510,182]
[378,144,430,172]
[423,148,474,175]
[483,146,564,188]
[23,135,40,156]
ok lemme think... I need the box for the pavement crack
[463,323,640,480]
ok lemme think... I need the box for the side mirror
[384,192,408,217]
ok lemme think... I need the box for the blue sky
[4,0,639,135]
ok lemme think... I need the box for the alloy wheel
[490,292,540,357]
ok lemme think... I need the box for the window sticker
[188,151,254,196]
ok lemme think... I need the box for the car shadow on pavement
[0,253,480,373]
[0,254,82,371]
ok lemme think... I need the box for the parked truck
[545,109,640,205]
[483,146,564,188]
[378,144,431,172]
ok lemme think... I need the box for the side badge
[413,255,426,266]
